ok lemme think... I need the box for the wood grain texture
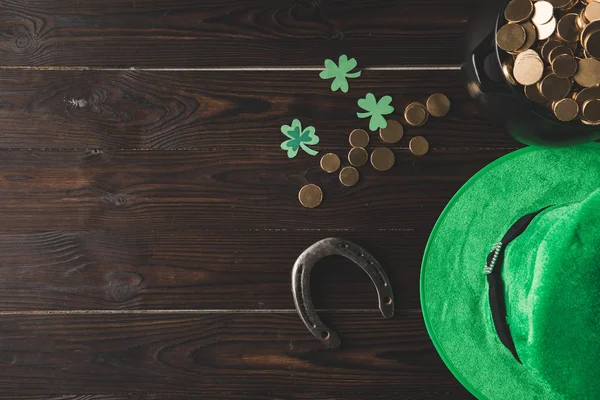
[2,392,475,400]
[0,148,511,231]
[0,230,426,311]
[0,70,514,150]
[0,0,472,67]
[0,312,473,399]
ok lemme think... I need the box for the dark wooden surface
[0,0,491,398]
[0,0,470,67]
[0,70,512,149]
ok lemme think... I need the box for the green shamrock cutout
[280,119,320,159]
[319,55,362,93]
[357,93,395,131]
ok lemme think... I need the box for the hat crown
[502,188,600,397]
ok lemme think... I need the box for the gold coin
[532,1,554,25]
[524,84,548,104]
[536,17,557,40]
[574,58,600,87]
[515,21,538,52]
[339,166,359,187]
[556,13,580,42]
[548,45,573,62]
[539,73,572,101]
[503,62,518,85]
[553,98,579,121]
[583,1,600,24]
[582,99,600,122]
[573,86,600,108]
[404,102,429,127]
[505,0,534,22]
[584,30,600,58]
[552,54,578,78]
[320,153,340,173]
[581,118,600,126]
[581,20,600,46]
[348,147,369,167]
[349,129,370,148]
[370,147,395,171]
[541,40,562,62]
[497,23,527,52]
[298,184,323,209]
[426,93,451,117]
[513,53,544,85]
[549,0,575,9]
[409,136,430,157]
[379,120,404,144]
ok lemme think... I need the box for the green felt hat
[421,143,600,400]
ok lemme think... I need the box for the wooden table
[0,1,515,398]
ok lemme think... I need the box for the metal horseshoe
[291,237,395,349]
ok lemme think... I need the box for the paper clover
[357,93,395,131]
[280,119,320,159]
[319,55,362,93]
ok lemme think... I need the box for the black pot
[462,0,600,146]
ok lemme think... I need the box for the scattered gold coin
[299,184,323,209]
[349,129,370,148]
[426,93,451,117]
[404,102,429,127]
[339,166,360,187]
[320,153,341,173]
[348,147,369,167]
[370,148,395,171]
[409,136,430,156]
[379,120,404,143]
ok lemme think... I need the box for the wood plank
[0,230,425,311]
[0,70,513,150]
[2,392,475,400]
[0,148,510,231]
[0,312,473,398]
[0,0,472,67]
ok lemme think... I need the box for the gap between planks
[0,66,461,72]
[0,309,423,315]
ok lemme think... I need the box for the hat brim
[421,143,600,400]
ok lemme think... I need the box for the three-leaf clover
[357,93,395,131]
[319,54,362,93]
[280,119,320,159]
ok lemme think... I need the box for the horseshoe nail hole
[321,331,330,340]
[383,297,392,305]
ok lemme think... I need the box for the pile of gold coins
[498,0,600,124]
[298,93,451,208]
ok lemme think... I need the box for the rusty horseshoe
[291,238,395,349]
